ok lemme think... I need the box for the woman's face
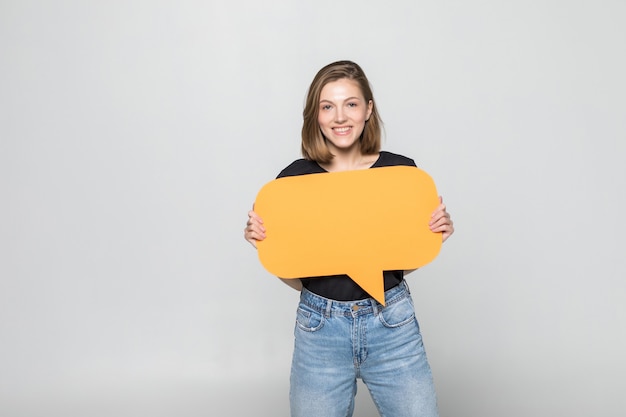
[317,78,373,154]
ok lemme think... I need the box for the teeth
[334,127,350,133]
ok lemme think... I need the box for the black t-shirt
[276,151,417,301]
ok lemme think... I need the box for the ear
[366,100,373,121]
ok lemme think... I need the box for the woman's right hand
[243,209,266,249]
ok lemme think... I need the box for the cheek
[317,114,331,128]
[349,108,368,123]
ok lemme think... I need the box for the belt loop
[372,298,380,315]
[325,298,332,318]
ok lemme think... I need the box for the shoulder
[375,151,417,167]
[276,159,326,178]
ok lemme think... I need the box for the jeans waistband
[299,280,411,318]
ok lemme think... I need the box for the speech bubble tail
[349,271,387,306]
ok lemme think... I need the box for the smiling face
[317,78,373,155]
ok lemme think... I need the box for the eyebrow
[319,97,362,104]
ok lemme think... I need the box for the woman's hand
[429,196,454,243]
[244,209,266,249]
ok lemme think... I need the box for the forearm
[280,278,303,291]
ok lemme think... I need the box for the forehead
[319,78,364,101]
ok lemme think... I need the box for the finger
[243,228,264,248]
[431,222,453,233]
[429,216,453,231]
[247,212,265,232]
[429,222,448,233]
[245,222,266,238]
[248,210,264,224]
[429,210,450,227]
[431,203,447,218]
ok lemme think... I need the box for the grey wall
[1,1,625,416]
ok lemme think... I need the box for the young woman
[244,60,454,417]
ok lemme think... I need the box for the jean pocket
[295,304,325,332]
[378,296,416,328]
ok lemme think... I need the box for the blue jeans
[290,280,438,417]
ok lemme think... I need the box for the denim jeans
[290,280,438,417]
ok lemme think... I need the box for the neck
[321,150,379,172]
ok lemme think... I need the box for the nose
[334,107,346,123]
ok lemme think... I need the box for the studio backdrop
[1,1,625,416]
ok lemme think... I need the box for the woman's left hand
[429,196,454,243]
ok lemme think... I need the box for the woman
[244,60,454,417]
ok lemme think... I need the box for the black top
[276,151,417,301]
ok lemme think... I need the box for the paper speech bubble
[254,166,441,305]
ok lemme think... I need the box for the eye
[347,102,358,108]
[321,104,332,110]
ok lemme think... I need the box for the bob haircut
[301,60,382,163]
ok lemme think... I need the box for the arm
[243,208,265,248]
[429,196,454,242]
[279,278,303,291]
[404,196,454,275]
[244,208,302,291]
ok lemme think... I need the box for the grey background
[1,1,625,416]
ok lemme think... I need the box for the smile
[333,127,351,134]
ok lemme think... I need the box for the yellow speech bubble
[254,166,441,305]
